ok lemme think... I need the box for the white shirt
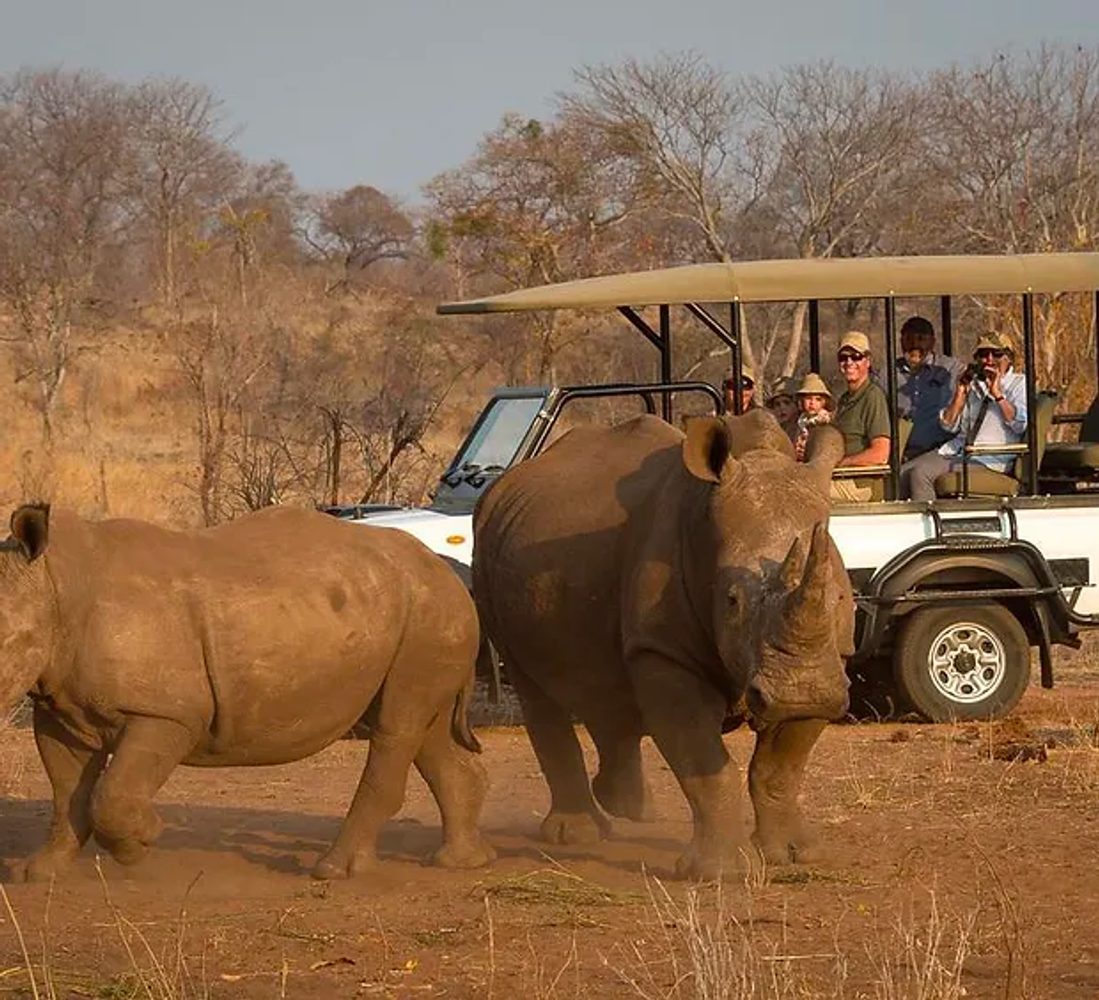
[937,369,1028,473]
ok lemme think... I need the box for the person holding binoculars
[899,331,1028,501]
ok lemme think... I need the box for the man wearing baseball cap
[721,365,757,414]
[900,330,1028,501]
[831,331,892,502]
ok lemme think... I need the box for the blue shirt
[938,370,1028,473]
[896,353,964,457]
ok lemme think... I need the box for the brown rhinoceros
[0,503,495,881]
[472,410,853,879]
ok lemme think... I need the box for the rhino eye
[726,587,740,609]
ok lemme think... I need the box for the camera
[962,361,986,384]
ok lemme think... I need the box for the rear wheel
[894,604,1030,722]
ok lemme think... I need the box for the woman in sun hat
[794,372,835,461]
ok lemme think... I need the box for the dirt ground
[4,666,1099,1000]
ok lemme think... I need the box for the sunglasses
[837,351,867,363]
[975,348,1006,360]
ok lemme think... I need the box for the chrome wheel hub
[927,621,1006,704]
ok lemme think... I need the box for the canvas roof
[437,253,1099,314]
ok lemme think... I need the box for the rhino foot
[22,844,81,883]
[592,768,654,822]
[674,841,757,882]
[312,847,378,880]
[433,837,496,870]
[540,810,609,845]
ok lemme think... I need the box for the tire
[893,603,1030,722]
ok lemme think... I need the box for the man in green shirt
[831,331,891,502]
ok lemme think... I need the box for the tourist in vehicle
[831,332,892,502]
[765,377,800,440]
[896,316,963,460]
[793,372,834,461]
[900,331,1028,501]
[721,366,757,413]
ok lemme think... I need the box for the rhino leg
[89,717,197,866]
[413,707,495,870]
[587,715,653,823]
[631,656,749,880]
[23,705,108,882]
[748,718,828,865]
[508,661,610,845]
[313,727,421,879]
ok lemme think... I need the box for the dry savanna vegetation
[4,43,1099,1000]
[2,45,1099,524]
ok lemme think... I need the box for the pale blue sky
[1,0,1095,199]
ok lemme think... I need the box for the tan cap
[974,331,1014,357]
[838,331,871,355]
[723,365,756,387]
[796,372,834,399]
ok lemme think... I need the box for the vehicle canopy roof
[438,252,1099,314]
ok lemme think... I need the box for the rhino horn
[780,523,832,641]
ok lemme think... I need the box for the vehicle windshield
[430,392,548,514]
[451,394,545,472]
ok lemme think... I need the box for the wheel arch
[855,541,1060,675]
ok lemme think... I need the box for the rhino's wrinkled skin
[473,411,853,879]
[0,504,494,881]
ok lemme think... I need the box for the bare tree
[425,113,646,382]
[924,46,1099,395]
[124,79,241,307]
[0,69,128,442]
[562,52,747,264]
[744,62,923,374]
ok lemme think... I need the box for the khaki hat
[767,375,798,400]
[974,331,1014,357]
[838,331,871,355]
[796,372,834,399]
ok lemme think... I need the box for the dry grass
[0,864,210,1000]
[0,704,31,799]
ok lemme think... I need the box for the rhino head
[0,504,54,713]
[683,413,854,724]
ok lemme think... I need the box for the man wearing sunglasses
[721,366,757,414]
[900,331,1028,501]
[832,331,891,502]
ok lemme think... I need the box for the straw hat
[796,372,833,399]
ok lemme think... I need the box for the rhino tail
[451,671,482,754]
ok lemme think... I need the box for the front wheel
[894,604,1030,722]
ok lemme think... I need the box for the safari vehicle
[349,252,1099,723]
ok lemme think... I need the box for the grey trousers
[900,451,957,501]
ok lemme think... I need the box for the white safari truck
[338,253,1099,722]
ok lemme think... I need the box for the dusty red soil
[4,666,1099,999]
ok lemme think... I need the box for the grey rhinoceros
[0,503,495,881]
[472,410,854,879]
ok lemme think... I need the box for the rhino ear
[10,503,50,562]
[682,417,736,484]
